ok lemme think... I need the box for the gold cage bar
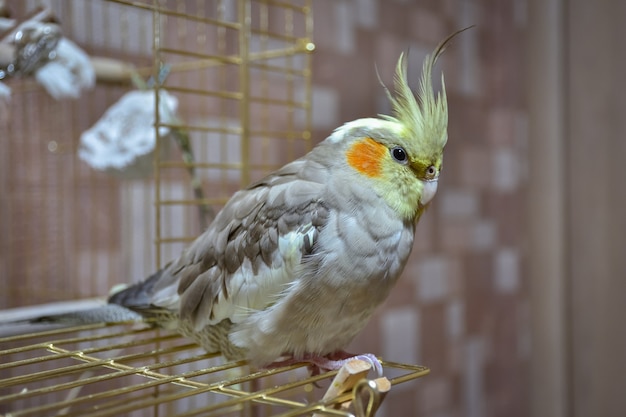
[0,323,429,416]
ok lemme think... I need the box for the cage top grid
[0,322,429,417]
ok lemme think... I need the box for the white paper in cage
[78,90,178,170]
[35,37,96,99]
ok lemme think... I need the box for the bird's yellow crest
[379,28,471,154]
[337,28,471,221]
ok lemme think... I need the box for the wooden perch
[0,47,146,85]
[0,5,143,85]
[312,359,371,416]
[90,56,138,83]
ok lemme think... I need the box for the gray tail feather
[0,268,168,337]
[31,304,144,324]
[0,269,168,336]
[31,267,167,324]
[108,268,166,310]
[0,302,144,337]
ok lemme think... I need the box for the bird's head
[326,30,464,223]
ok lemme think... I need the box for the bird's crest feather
[378,27,472,150]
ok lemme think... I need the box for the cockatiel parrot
[33,30,464,374]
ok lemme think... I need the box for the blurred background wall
[529,1,626,417]
[312,1,529,416]
[1,0,625,417]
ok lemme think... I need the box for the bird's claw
[350,353,383,377]
[302,352,383,377]
[264,352,383,377]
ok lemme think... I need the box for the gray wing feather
[113,157,331,331]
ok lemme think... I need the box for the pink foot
[266,351,383,377]
[310,352,383,377]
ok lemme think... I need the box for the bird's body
[43,30,464,371]
[111,138,416,366]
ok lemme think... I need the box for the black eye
[425,165,437,178]
[391,146,408,164]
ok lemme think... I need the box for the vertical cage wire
[151,0,314,271]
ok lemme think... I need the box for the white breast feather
[193,223,316,325]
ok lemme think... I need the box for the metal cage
[0,322,429,416]
[0,1,429,416]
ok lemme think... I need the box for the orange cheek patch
[346,137,387,178]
